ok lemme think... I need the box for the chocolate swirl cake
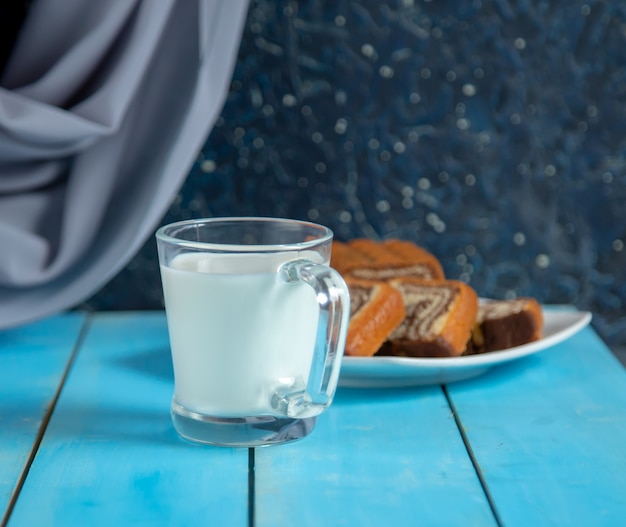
[332,238,543,358]
[468,298,543,354]
[332,239,444,282]
[380,278,479,358]
[343,277,406,357]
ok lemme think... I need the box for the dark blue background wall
[86,0,626,355]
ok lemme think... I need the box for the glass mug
[156,217,350,447]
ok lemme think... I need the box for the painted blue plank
[255,385,497,527]
[8,312,248,527]
[447,325,626,527]
[0,313,85,522]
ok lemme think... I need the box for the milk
[160,252,320,417]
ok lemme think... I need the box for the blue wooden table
[1,311,625,527]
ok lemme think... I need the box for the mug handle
[272,259,350,418]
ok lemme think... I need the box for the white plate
[339,308,592,388]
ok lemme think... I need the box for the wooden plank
[0,313,85,523]
[7,312,249,527]
[447,325,626,527]
[255,384,497,527]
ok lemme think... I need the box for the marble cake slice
[380,278,478,358]
[331,238,444,282]
[343,277,406,357]
[468,298,543,354]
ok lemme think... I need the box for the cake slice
[380,239,445,280]
[380,278,479,357]
[468,298,543,354]
[343,277,406,357]
[331,238,445,282]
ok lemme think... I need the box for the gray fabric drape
[0,0,249,328]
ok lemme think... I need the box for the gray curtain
[0,0,249,328]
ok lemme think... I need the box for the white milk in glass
[161,252,320,417]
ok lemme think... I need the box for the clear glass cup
[156,217,350,447]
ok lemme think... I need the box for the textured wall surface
[86,0,626,352]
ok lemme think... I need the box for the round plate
[339,308,592,388]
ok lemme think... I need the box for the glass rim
[155,216,334,252]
